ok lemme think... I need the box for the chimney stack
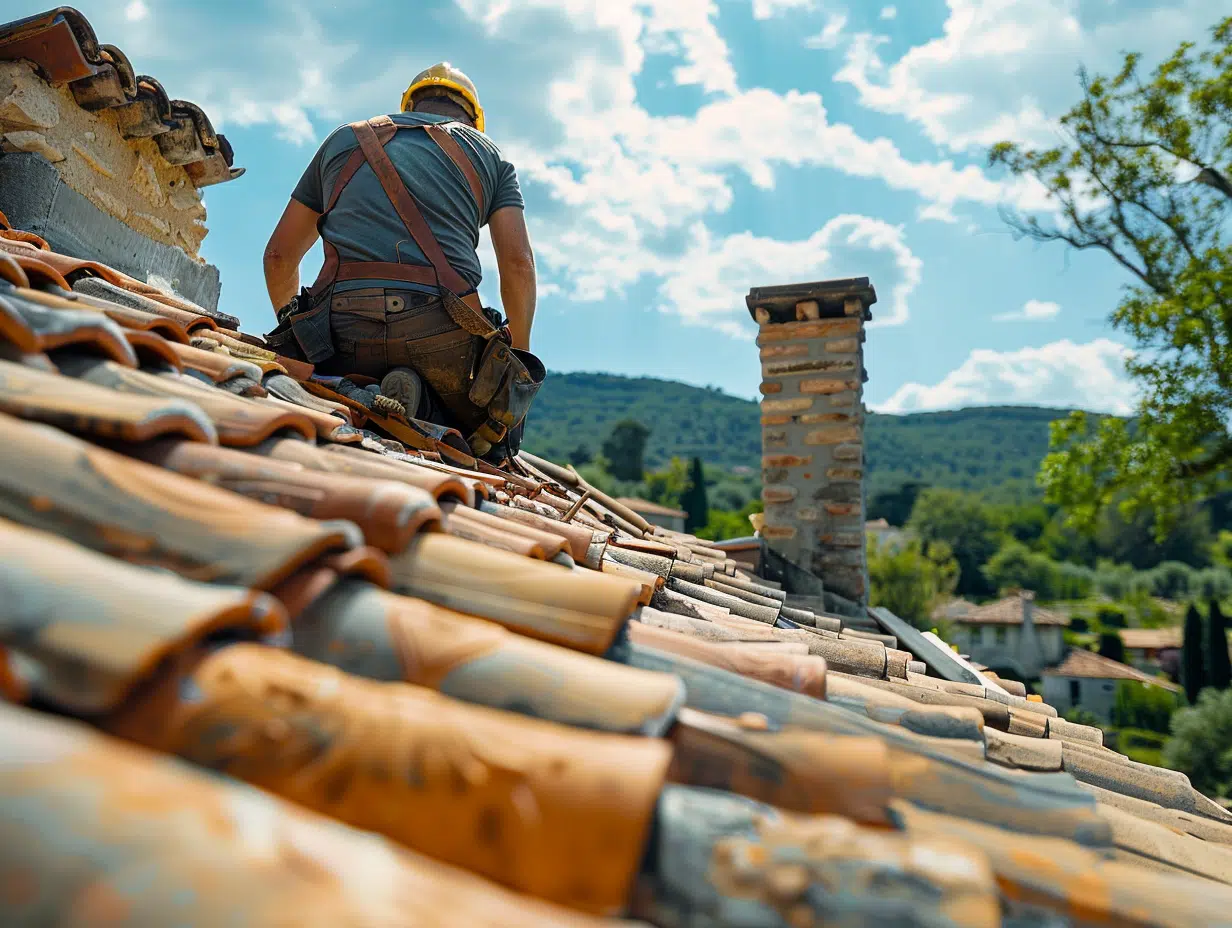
[747,278,875,605]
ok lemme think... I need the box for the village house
[1042,649,1181,724]
[944,591,1068,680]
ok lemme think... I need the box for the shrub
[1164,687,1232,799]
[1111,681,1177,734]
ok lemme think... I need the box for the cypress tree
[1206,599,1232,691]
[682,456,709,534]
[1182,602,1208,704]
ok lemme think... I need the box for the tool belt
[267,114,543,457]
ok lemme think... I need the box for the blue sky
[73,0,1225,413]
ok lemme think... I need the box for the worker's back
[290,112,523,296]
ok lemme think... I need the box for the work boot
[380,367,424,419]
[334,377,382,410]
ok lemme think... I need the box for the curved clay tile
[167,340,264,384]
[628,620,827,700]
[103,644,672,916]
[0,703,621,928]
[0,516,285,713]
[649,787,998,927]
[390,533,644,655]
[442,511,553,560]
[0,253,30,289]
[314,442,474,504]
[483,499,600,563]
[129,439,442,555]
[0,409,360,589]
[442,502,567,561]
[667,706,895,824]
[0,356,215,443]
[0,10,242,184]
[71,276,218,332]
[1,285,137,366]
[895,801,1232,927]
[57,357,317,446]
[258,395,363,444]
[263,373,351,419]
[292,579,685,737]
[122,329,182,369]
[113,73,172,138]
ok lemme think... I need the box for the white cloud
[125,0,148,22]
[750,0,815,19]
[874,338,1135,414]
[654,214,922,335]
[879,6,897,20]
[804,13,847,50]
[994,298,1061,322]
[836,0,1220,153]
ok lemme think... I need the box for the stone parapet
[748,278,875,603]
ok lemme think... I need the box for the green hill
[523,372,1072,500]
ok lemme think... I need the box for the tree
[1208,599,1232,690]
[1164,687,1232,799]
[644,457,689,508]
[907,489,1003,597]
[1182,603,1208,703]
[601,419,650,482]
[867,482,927,527]
[567,444,592,466]
[867,537,959,629]
[1098,631,1126,664]
[991,17,1232,534]
[680,456,709,534]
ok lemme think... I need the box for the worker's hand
[489,207,536,351]
[264,199,322,312]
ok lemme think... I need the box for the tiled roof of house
[615,496,687,518]
[953,594,1070,626]
[0,8,242,187]
[1043,649,1182,692]
[2,24,1232,920]
[1120,627,1183,650]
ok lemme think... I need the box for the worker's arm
[488,206,536,351]
[263,199,322,313]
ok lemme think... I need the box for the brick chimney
[746,278,876,605]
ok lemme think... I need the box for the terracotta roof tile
[954,593,1070,626]
[0,8,241,187]
[614,496,688,519]
[0,194,1226,923]
[1044,648,1182,691]
[1120,627,1183,650]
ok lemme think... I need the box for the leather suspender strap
[352,117,471,296]
[424,123,486,221]
[309,115,497,338]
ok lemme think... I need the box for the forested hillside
[523,371,1070,499]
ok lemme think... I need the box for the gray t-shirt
[292,112,523,294]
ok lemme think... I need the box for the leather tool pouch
[287,287,336,364]
[468,338,545,433]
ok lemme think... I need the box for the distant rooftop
[1044,649,1181,692]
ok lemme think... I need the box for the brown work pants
[316,286,486,430]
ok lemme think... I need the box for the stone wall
[747,278,876,604]
[0,60,207,256]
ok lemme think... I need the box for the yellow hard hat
[401,62,485,133]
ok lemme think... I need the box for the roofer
[262,63,543,460]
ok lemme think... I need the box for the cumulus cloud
[655,214,922,335]
[751,0,816,19]
[125,1,148,22]
[994,299,1061,322]
[879,6,897,20]
[873,339,1136,415]
[836,0,1221,152]
[804,13,848,50]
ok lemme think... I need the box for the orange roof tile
[1043,649,1181,691]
